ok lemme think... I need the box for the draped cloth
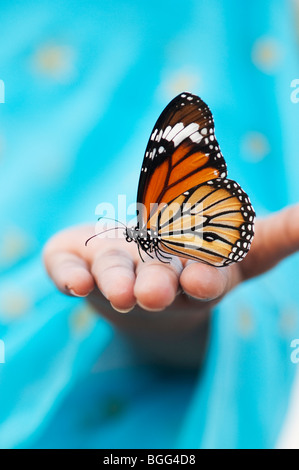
[0,0,298,449]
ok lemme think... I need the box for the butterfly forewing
[137,92,227,228]
[131,91,255,267]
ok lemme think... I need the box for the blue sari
[0,0,298,448]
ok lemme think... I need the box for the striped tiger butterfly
[124,92,255,267]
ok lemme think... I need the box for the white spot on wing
[156,129,163,142]
[150,148,157,160]
[172,122,200,147]
[162,125,172,139]
[190,131,203,143]
[165,122,185,142]
[151,129,158,140]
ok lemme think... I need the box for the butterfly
[126,92,255,267]
[125,92,255,267]
[124,92,255,266]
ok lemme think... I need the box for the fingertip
[105,275,136,311]
[134,264,179,311]
[60,266,95,297]
[90,248,137,312]
[180,262,229,300]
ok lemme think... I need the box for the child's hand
[43,207,299,367]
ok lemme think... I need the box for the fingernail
[188,294,214,301]
[65,285,89,297]
[110,303,135,313]
[136,300,164,312]
[69,288,87,297]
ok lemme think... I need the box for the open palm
[43,206,299,367]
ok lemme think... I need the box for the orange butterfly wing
[137,92,227,228]
[135,92,255,266]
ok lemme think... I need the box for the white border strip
[276,367,299,449]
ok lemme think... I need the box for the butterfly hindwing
[137,92,227,228]
[155,178,255,267]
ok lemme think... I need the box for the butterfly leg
[157,246,173,261]
[137,242,145,263]
[154,247,172,264]
[146,250,154,260]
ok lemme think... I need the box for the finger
[43,250,95,297]
[91,247,136,312]
[240,205,299,281]
[134,255,183,311]
[180,261,237,301]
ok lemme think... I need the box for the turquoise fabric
[0,0,299,449]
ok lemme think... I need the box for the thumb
[240,204,299,281]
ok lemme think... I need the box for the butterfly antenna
[97,216,127,229]
[85,226,124,246]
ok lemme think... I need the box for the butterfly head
[125,226,137,243]
[125,226,149,243]
[125,226,164,262]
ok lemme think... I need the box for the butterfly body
[125,226,160,251]
[128,92,255,267]
[125,225,172,262]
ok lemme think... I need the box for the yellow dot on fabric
[237,307,255,337]
[81,396,126,428]
[242,131,270,162]
[0,227,33,267]
[279,307,298,336]
[102,396,126,420]
[161,69,200,100]
[251,37,282,73]
[32,43,76,82]
[69,302,96,335]
[0,290,32,319]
